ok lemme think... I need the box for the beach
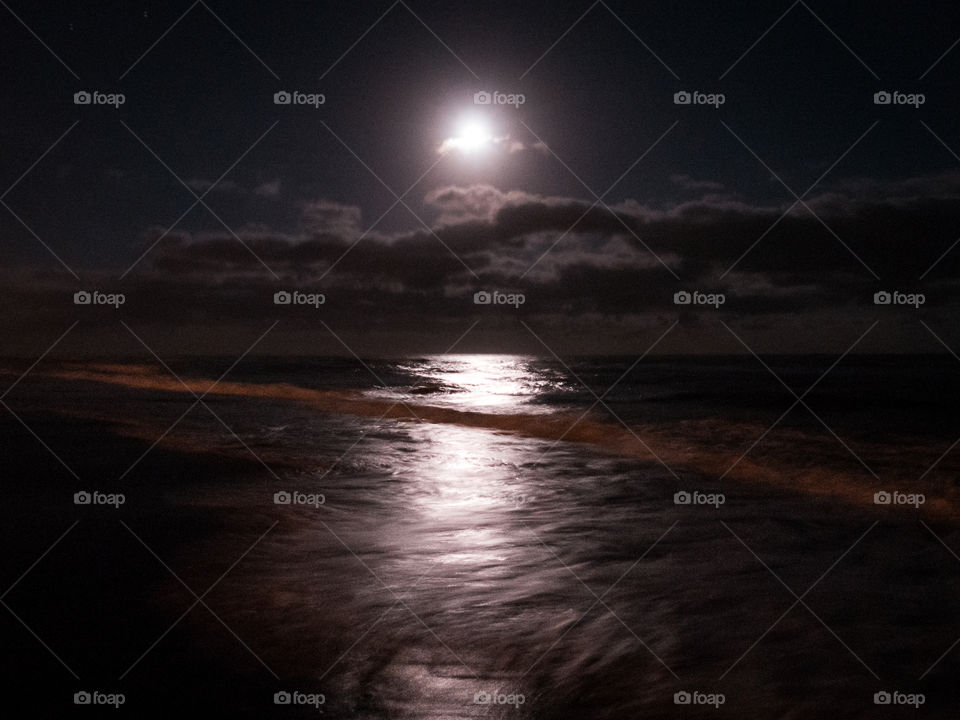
[1,355,958,716]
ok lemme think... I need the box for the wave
[30,363,960,516]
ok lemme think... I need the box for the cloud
[254,179,281,198]
[497,137,548,155]
[425,184,506,222]
[300,199,363,236]
[4,175,960,355]
[135,175,960,291]
[436,133,550,156]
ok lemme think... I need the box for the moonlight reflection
[369,354,565,413]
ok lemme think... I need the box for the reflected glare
[380,353,565,414]
[428,354,530,409]
[386,356,542,568]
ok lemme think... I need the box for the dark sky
[2,0,960,356]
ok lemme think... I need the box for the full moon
[438,117,493,154]
[457,121,491,152]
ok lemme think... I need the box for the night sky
[3,0,960,355]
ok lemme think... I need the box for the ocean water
[2,355,959,717]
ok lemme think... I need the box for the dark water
[1,355,959,717]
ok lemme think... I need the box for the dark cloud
[134,174,960,292]
[2,172,957,356]
[253,179,281,198]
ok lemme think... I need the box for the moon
[457,121,492,152]
[438,117,493,155]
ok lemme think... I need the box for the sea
[1,354,958,717]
